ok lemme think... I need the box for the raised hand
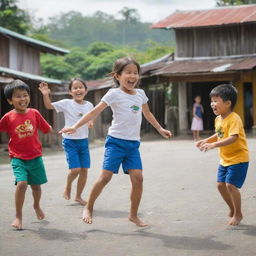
[38,82,51,95]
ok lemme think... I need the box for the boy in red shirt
[0,80,52,229]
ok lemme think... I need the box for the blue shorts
[103,136,142,174]
[62,138,90,169]
[217,162,249,188]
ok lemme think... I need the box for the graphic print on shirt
[216,126,224,138]
[130,105,140,113]
[15,120,34,138]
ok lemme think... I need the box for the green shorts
[11,156,48,185]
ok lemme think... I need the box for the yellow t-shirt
[215,112,249,166]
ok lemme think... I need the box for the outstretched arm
[198,135,238,152]
[60,101,107,134]
[142,103,172,139]
[38,82,54,110]
[196,133,217,148]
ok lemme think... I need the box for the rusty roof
[141,53,174,76]
[147,56,256,77]
[152,4,256,29]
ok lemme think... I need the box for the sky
[17,0,217,23]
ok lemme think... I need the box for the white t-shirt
[101,88,148,141]
[52,99,93,139]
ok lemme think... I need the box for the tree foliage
[41,9,173,49]
[0,0,30,34]
[40,41,172,81]
[216,0,256,5]
[118,7,140,23]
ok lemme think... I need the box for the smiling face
[115,63,140,94]
[210,96,231,118]
[8,89,30,113]
[69,80,87,104]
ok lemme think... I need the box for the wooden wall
[9,38,40,74]
[0,35,9,67]
[176,23,256,57]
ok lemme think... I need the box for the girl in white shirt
[61,57,172,227]
[39,78,93,206]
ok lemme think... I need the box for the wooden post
[233,80,244,124]
[252,71,256,135]
[178,82,188,133]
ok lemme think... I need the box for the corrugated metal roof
[149,56,256,76]
[152,4,256,29]
[86,78,114,91]
[0,66,63,85]
[141,53,174,76]
[0,26,69,55]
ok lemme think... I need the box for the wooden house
[147,4,256,134]
[0,26,69,146]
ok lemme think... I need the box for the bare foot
[128,216,148,227]
[228,215,243,226]
[229,209,234,218]
[82,207,93,224]
[75,197,87,206]
[34,207,45,220]
[12,217,22,230]
[63,189,71,200]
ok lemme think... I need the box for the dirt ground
[0,137,256,256]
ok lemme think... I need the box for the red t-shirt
[0,108,52,160]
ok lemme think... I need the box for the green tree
[41,10,171,49]
[118,7,140,23]
[40,41,173,81]
[86,42,114,56]
[41,54,74,81]
[216,0,256,5]
[85,49,130,80]
[134,41,172,64]
[0,0,30,34]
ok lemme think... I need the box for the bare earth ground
[0,136,256,256]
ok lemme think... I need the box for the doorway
[188,81,228,131]
[244,82,253,130]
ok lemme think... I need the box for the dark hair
[4,79,30,100]
[68,78,87,91]
[110,57,141,87]
[209,84,237,110]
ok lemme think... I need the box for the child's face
[8,89,30,113]
[195,96,201,104]
[116,63,139,93]
[69,80,87,103]
[210,96,231,118]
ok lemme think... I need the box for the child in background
[61,57,172,227]
[191,95,204,141]
[0,80,52,229]
[196,84,249,226]
[39,79,93,205]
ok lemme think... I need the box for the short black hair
[68,78,87,91]
[209,84,237,110]
[4,80,30,100]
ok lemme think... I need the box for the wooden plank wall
[9,39,40,74]
[176,24,256,57]
[141,85,166,133]
[0,35,9,67]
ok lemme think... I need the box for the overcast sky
[17,0,216,23]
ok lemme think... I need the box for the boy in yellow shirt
[196,84,249,226]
